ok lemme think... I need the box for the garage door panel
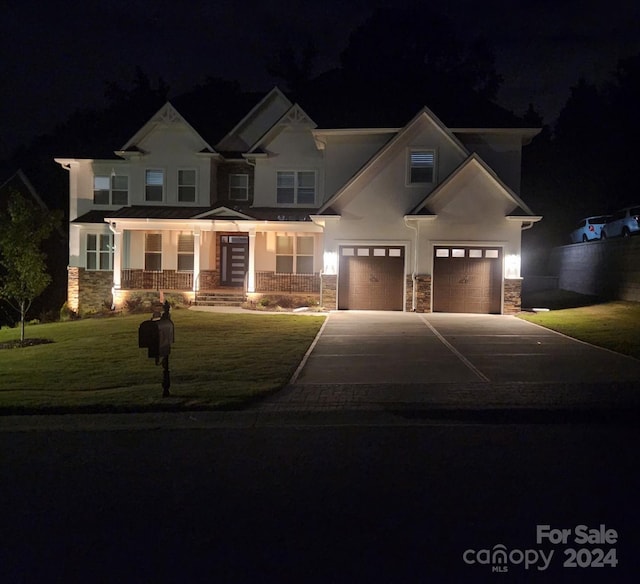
[433,247,502,314]
[339,246,404,311]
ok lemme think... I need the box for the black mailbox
[138,317,174,358]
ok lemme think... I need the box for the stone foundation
[68,268,113,314]
[320,274,337,310]
[504,279,523,314]
[113,289,193,310]
[69,267,195,314]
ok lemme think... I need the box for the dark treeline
[2,5,639,267]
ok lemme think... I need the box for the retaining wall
[548,237,640,301]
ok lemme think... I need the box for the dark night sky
[2,0,640,158]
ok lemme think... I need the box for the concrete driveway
[292,311,640,385]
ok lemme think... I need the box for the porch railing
[255,272,320,293]
[121,269,193,290]
[120,269,320,293]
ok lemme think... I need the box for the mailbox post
[138,300,174,397]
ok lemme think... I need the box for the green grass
[519,301,640,359]
[0,309,325,413]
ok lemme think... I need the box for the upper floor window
[408,150,435,184]
[275,235,314,273]
[145,233,162,271]
[178,169,197,203]
[177,233,194,271]
[276,171,316,205]
[229,174,249,201]
[93,175,128,206]
[145,170,164,202]
[86,233,112,270]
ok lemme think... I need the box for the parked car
[601,206,640,239]
[570,215,611,243]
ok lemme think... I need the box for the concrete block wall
[549,237,640,301]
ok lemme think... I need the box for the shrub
[124,296,144,313]
[59,302,78,321]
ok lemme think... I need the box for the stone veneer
[67,267,113,314]
[320,274,337,310]
[405,275,432,312]
[69,267,195,314]
[503,279,523,314]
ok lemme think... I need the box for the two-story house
[55,87,541,315]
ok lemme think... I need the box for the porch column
[247,229,256,292]
[110,223,122,290]
[193,230,201,292]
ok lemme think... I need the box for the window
[93,175,129,206]
[145,170,164,202]
[86,234,112,270]
[276,235,314,273]
[178,169,197,202]
[93,176,110,205]
[276,171,316,205]
[177,233,194,271]
[145,233,162,271]
[229,174,249,201]
[409,150,435,184]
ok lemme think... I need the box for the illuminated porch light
[505,254,521,278]
[323,251,337,275]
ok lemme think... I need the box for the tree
[266,40,318,94]
[0,191,61,341]
[339,5,502,100]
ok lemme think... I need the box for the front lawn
[0,309,324,413]
[518,301,640,359]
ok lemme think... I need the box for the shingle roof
[73,205,319,223]
[74,206,213,222]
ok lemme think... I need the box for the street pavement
[3,310,639,583]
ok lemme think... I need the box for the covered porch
[105,212,325,308]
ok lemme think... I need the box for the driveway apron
[293,311,640,385]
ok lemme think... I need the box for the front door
[220,235,248,286]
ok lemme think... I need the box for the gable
[249,104,317,153]
[119,102,215,155]
[413,154,535,221]
[216,87,292,152]
[319,107,469,215]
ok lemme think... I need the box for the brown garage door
[432,246,502,314]
[338,246,404,310]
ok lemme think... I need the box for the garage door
[338,246,404,310]
[432,246,502,313]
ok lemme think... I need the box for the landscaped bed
[0,309,325,414]
[518,301,640,360]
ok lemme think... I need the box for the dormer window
[408,150,435,184]
[277,171,316,206]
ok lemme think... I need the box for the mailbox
[138,317,174,358]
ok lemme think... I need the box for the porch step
[195,292,246,307]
